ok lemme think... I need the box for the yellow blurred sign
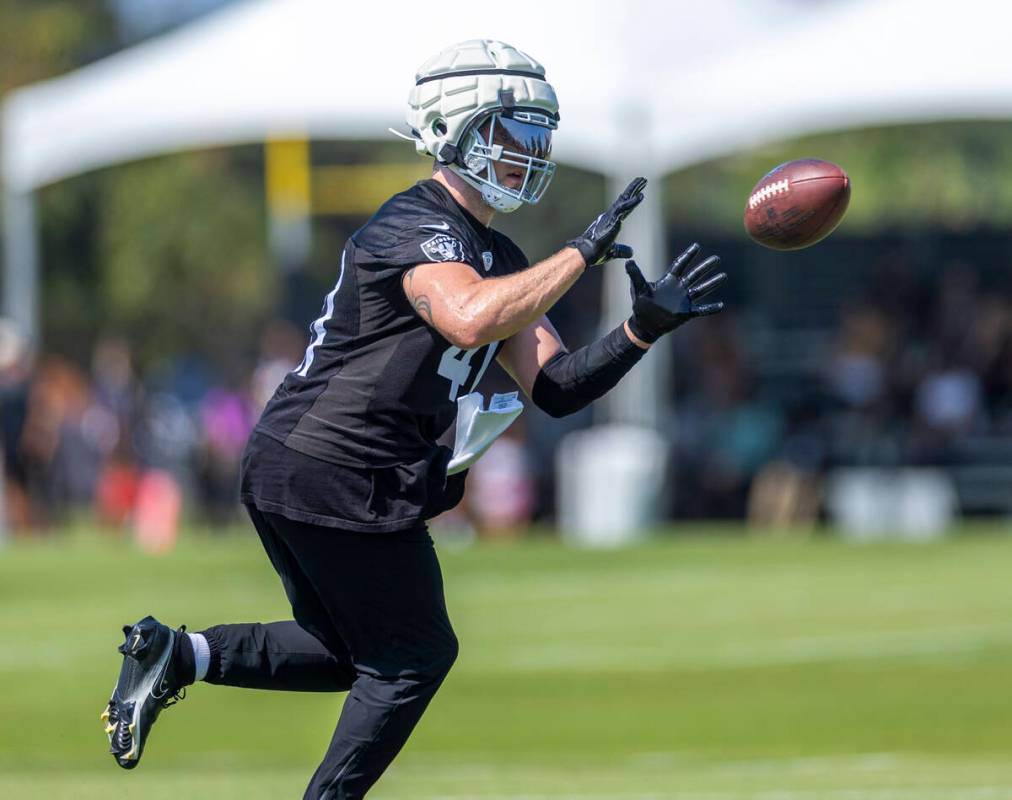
[265,138,311,217]
[312,163,432,216]
[265,137,431,217]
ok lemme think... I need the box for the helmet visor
[492,116,553,161]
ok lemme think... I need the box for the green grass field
[3,526,1012,799]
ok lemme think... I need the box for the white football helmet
[405,39,560,213]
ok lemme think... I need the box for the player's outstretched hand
[625,243,726,343]
[566,177,647,267]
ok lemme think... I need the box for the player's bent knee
[421,632,459,680]
[442,633,460,671]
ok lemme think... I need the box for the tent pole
[556,172,672,544]
[599,172,668,429]
[2,186,40,344]
[0,183,39,547]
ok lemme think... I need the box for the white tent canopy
[655,0,1012,172]
[1,0,816,192]
[3,0,1011,423]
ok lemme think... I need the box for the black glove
[566,177,647,266]
[625,243,726,343]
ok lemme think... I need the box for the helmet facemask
[454,110,557,213]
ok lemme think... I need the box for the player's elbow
[442,324,489,351]
[531,369,589,418]
[441,288,504,350]
[442,312,498,351]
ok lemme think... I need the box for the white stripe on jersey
[469,341,500,393]
[295,249,346,377]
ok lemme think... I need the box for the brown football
[744,159,850,250]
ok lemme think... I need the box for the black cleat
[101,615,186,769]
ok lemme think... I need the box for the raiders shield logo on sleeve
[420,234,466,263]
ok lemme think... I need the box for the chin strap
[436,142,461,165]
[446,157,524,213]
[387,127,420,143]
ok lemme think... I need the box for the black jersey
[241,179,529,532]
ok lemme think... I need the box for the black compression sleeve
[531,322,646,418]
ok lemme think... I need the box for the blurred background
[3,2,1012,799]
[4,0,1012,543]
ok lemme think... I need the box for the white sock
[186,632,211,682]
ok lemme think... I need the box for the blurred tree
[1,1,115,362]
[1,5,271,372]
[97,148,273,371]
[664,121,1012,235]
[7,2,1012,372]
[0,1,115,98]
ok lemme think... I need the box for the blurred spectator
[674,316,783,518]
[251,319,305,412]
[195,384,254,524]
[666,250,1012,520]
[747,461,821,531]
[826,306,893,410]
[20,356,102,525]
[89,336,138,527]
[910,359,983,463]
[967,297,1011,412]
[92,335,138,427]
[466,426,536,538]
[0,319,34,530]
[6,243,1012,534]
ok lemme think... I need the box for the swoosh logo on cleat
[152,677,171,699]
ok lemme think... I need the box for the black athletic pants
[199,506,458,799]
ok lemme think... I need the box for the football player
[100,39,726,798]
